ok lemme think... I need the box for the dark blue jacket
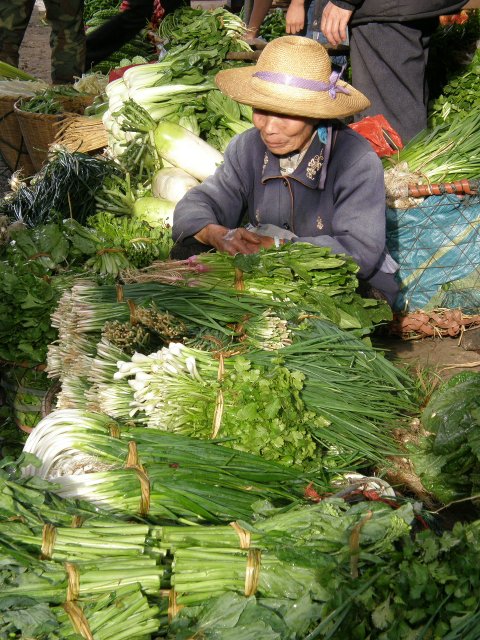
[173,124,394,283]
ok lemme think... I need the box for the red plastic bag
[349,115,403,157]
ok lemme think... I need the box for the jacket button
[283,179,288,186]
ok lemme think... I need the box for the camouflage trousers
[0,0,85,83]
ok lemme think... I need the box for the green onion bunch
[384,109,480,183]
[22,409,328,523]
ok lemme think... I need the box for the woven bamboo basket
[13,95,95,172]
[0,95,35,175]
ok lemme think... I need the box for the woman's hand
[195,224,266,255]
[321,2,352,46]
[286,0,306,34]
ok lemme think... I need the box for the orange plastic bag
[349,115,403,157]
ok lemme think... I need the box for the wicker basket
[13,95,95,172]
[0,96,35,175]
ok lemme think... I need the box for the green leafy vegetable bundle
[429,48,480,126]
[408,371,480,504]
[383,109,480,183]
[21,408,328,523]
[130,244,393,331]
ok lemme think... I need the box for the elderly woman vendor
[172,36,398,305]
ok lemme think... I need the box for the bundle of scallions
[46,278,287,383]
[384,109,480,183]
[85,318,413,467]
[21,409,329,523]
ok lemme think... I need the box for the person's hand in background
[285,0,306,33]
[321,1,352,46]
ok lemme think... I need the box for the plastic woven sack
[386,193,480,312]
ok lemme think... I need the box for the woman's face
[252,109,317,155]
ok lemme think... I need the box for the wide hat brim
[216,36,370,120]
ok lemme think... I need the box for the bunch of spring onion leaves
[127,243,393,332]
[0,148,120,227]
[20,408,329,522]
[383,109,480,183]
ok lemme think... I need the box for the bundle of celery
[21,409,328,523]
[155,498,416,554]
[128,244,393,331]
[0,581,162,640]
[383,109,480,183]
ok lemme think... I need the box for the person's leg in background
[85,0,153,69]
[349,19,438,144]
[0,0,35,67]
[44,0,86,83]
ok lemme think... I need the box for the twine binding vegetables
[244,548,261,596]
[63,600,94,640]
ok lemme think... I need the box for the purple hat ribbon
[253,69,350,99]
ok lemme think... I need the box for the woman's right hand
[194,224,264,255]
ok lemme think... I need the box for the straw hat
[216,36,370,119]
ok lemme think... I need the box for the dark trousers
[350,19,438,144]
[85,0,154,68]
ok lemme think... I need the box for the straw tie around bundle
[63,600,94,640]
[65,561,81,602]
[211,354,225,438]
[244,548,261,596]
[230,521,252,549]
[41,522,57,559]
[125,440,151,516]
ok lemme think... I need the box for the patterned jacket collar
[261,125,333,190]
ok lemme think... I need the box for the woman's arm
[172,131,266,255]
